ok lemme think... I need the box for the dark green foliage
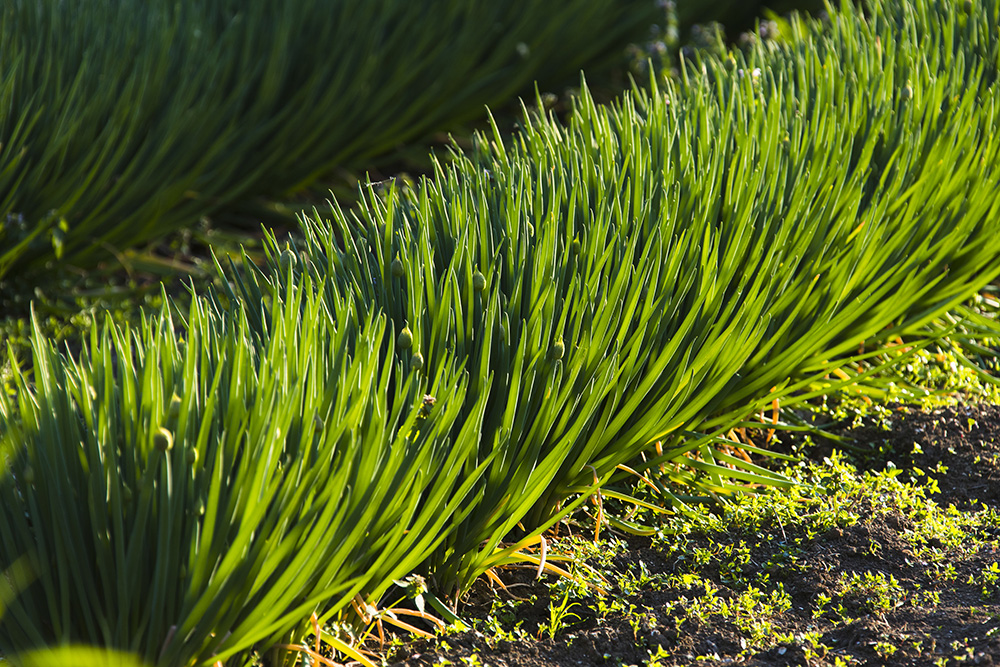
[0,0,660,285]
[679,0,828,36]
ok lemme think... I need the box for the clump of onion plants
[0,275,487,666]
[277,0,1000,595]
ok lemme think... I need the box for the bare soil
[387,403,1000,667]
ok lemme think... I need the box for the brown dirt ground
[385,403,1000,667]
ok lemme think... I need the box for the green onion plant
[0,275,487,666]
[277,0,1000,593]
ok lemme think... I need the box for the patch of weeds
[835,571,906,614]
[931,561,960,582]
[910,588,942,607]
[907,502,986,556]
[623,603,661,641]
[721,586,793,648]
[536,584,583,639]
[873,639,899,659]
[898,346,1000,404]
[653,570,790,651]
[476,597,531,644]
[800,630,833,663]
[644,644,671,667]
[617,559,670,596]
[971,561,1000,600]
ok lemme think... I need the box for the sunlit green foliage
[6,646,149,667]
[0,281,487,666]
[275,0,1000,592]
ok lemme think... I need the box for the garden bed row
[2,0,1000,664]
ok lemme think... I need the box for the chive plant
[0,0,661,286]
[280,0,1000,593]
[0,277,488,666]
